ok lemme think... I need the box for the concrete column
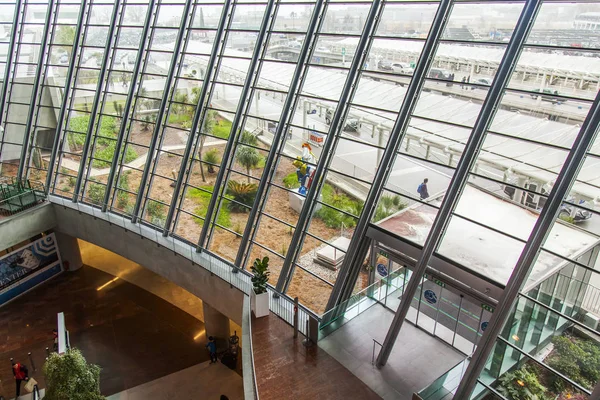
[203,301,231,342]
[55,232,83,271]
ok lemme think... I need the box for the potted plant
[250,256,270,318]
[44,348,105,400]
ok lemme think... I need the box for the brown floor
[252,314,381,400]
[0,266,209,398]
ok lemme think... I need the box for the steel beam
[17,0,56,180]
[162,0,233,235]
[0,0,23,128]
[197,0,277,249]
[376,0,543,368]
[130,0,195,223]
[45,1,102,192]
[233,0,326,267]
[100,0,157,211]
[275,0,383,293]
[453,91,600,399]
[323,0,454,319]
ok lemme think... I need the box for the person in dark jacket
[13,362,29,397]
[418,178,430,200]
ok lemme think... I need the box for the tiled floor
[318,304,466,399]
[0,266,209,398]
[107,360,243,400]
[252,313,381,400]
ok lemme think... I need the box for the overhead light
[96,277,119,291]
[516,379,525,387]
[512,334,520,341]
[193,330,206,341]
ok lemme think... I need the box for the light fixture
[193,329,206,341]
[512,334,520,341]
[96,277,119,291]
[516,379,525,387]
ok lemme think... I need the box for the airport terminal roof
[376,184,600,290]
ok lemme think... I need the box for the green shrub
[226,180,258,212]
[87,180,105,206]
[373,195,407,222]
[283,172,300,189]
[146,200,166,226]
[236,146,261,181]
[498,365,547,400]
[44,348,105,400]
[315,184,363,229]
[203,149,220,173]
[545,334,600,391]
[250,256,270,295]
[187,186,231,228]
[211,118,231,139]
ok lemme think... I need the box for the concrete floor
[107,361,243,400]
[318,304,465,400]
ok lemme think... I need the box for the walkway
[0,266,209,397]
[107,361,243,400]
[252,313,381,400]
[318,304,465,399]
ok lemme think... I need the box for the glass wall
[1,2,600,397]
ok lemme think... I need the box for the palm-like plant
[250,256,270,295]
[227,180,258,212]
[236,146,261,182]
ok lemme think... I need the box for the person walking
[461,76,466,89]
[417,178,430,200]
[206,336,217,364]
[12,362,29,398]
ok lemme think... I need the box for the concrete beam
[0,202,56,250]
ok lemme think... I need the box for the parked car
[428,68,452,79]
[391,62,414,75]
[530,88,566,104]
[474,78,492,86]
[325,109,361,132]
[377,60,393,71]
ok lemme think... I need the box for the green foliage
[116,173,131,209]
[142,114,156,131]
[211,118,231,139]
[226,180,257,212]
[559,214,576,224]
[240,131,258,146]
[87,180,105,206]
[67,176,77,188]
[55,26,76,47]
[374,195,407,222]
[546,334,600,391]
[283,172,300,189]
[236,146,261,182]
[315,184,363,229]
[250,256,270,295]
[146,200,166,227]
[44,348,105,400]
[187,186,231,228]
[498,365,547,400]
[203,149,220,173]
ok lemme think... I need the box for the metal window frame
[376,0,544,369]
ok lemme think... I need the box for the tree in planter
[43,348,105,400]
[226,181,257,212]
[197,110,218,182]
[250,256,270,295]
[236,146,261,182]
[203,149,220,173]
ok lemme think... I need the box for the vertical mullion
[0,0,24,129]
[376,0,543,368]
[17,0,57,180]
[164,0,234,236]
[140,5,199,223]
[40,0,89,191]
[324,0,454,317]
[275,0,384,293]
[204,1,283,249]
[454,91,600,400]
[171,1,238,237]
[196,0,278,249]
[79,2,125,201]
[234,0,327,267]
[130,0,195,223]
[101,0,159,211]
